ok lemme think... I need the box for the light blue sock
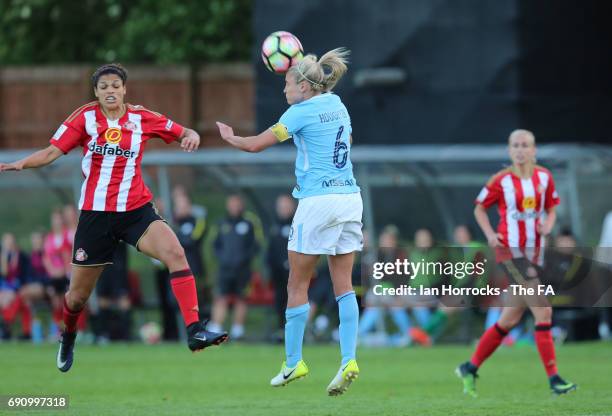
[413,307,432,328]
[359,307,382,335]
[485,308,502,329]
[285,303,310,367]
[336,291,359,365]
[390,308,411,334]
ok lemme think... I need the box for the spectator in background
[17,232,49,339]
[423,225,490,340]
[0,232,32,340]
[94,243,131,342]
[359,225,414,347]
[173,188,208,317]
[351,229,371,311]
[266,194,296,340]
[25,231,49,286]
[43,210,72,338]
[151,198,178,341]
[210,194,258,340]
[548,228,610,342]
[62,204,79,249]
[405,228,443,345]
[598,211,612,251]
[307,258,337,342]
[173,185,208,220]
[597,213,612,340]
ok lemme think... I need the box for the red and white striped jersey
[475,166,560,263]
[50,102,184,212]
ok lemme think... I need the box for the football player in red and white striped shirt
[456,130,576,396]
[0,64,227,371]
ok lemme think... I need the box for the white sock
[231,324,245,338]
[208,322,223,333]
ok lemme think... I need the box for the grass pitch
[1,341,611,415]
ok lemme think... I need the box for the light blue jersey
[270,93,359,199]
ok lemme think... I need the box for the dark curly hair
[92,63,128,87]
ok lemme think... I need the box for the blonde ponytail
[289,47,350,92]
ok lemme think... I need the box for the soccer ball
[261,31,304,74]
[139,322,161,345]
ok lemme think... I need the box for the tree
[0,0,252,64]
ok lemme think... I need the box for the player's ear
[94,87,99,99]
[299,80,308,93]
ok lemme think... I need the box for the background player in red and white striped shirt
[475,142,560,266]
[456,130,576,396]
[0,63,228,372]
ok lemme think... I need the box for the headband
[296,66,323,88]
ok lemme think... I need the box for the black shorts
[72,202,164,266]
[47,277,70,294]
[499,257,544,285]
[218,265,252,297]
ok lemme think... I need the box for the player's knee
[534,306,552,323]
[499,315,521,329]
[162,243,186,267]
[286,277,307,296]
[66,289,89,310]
[505,319,520,330]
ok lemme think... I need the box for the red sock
[63,297,83,334]
[77,307,88,331]
[52,305,63,325]
[470,323,508,367]
[2,296,21,323]
[535,323,557,377]
[170,269,200,327]
[17,297,32,335]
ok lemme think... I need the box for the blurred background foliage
[0,0,252,64]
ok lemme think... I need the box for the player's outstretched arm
[178,127,200,153]
[216,121,277,153]
[0,145,64,172]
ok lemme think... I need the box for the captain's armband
[270,123,291,142]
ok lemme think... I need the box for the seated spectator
[94,243,132,342]
[0,232,32,340]
[17,232,49,340]
[43,210,72,338]
[359,225,427,347]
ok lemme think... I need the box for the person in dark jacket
[174,191,206,278]
[210,194,258,340]
[266,195,296,338]
[173,189,208,316]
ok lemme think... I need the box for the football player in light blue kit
[216,47,362,396]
